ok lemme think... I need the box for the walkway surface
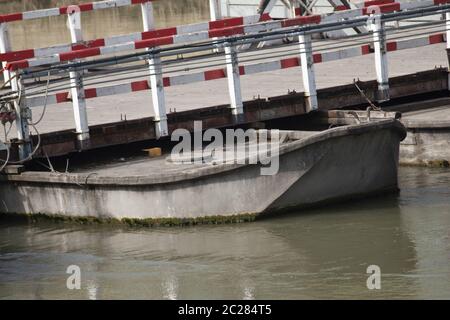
[1,40,448,140]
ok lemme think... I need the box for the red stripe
[239,66,245,75]
[386,41,397,51]
[361,45,372,55]
[209,17,244,30]
[313,54,322,63]
[281,15,321,28]
[131,80,150,92]
[135,36,174,49]
[6,60,29,71]
[163,77,171,87]
[142,28,178,40]
[0,13,23,23]
[59,47,101,61]
[0,50,35,62]
[208,26,245,38]
[60,3,94,15]
[259,13,271,22]
[429,33,445,44]
[335,5,348,11]
[364,0,394,7]
[433,0,450,4]
[131,0,152,4]
[280,57,300,69]
[363,3,400,14]
[56,92,70,103]
[72,39,106,51]
[84,88,97,99]
[294,8,302,16]
[204,69,226,81]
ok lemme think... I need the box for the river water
[0,166,449,299]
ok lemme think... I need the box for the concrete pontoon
[0,117,406,222]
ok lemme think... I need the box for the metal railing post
[209,0,222,21]
[299,33,318,112]
[0,23,12,87]
[372,19,390,102]
[148,53,168,138]
[10,71,32,160]
[141,2,168,138]
[141,0,155,31]
[225,42,244,116]
[446,12,450,90]
[67,8,90,147]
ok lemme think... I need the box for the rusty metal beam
[19,68,448,160]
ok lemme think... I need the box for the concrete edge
[0,119,406,186]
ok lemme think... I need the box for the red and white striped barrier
[4,15,320,71]
[0,13,271,63]
[26,32,445,108]
[0,0,153,24]
[6,0,449,71]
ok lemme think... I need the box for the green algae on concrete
[0,212,258,227]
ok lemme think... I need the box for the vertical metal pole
[67,10,90,147]
[141,2,168,138]
[225,43,243,116]
[209,0,222,21]
[445,12,450,90]
[372,19,389,102]
[148,53,168,138]
[11,72,32,160]
[299,33,318,112]
[288,0,297,18]
[141,0,155,31]
[0,23,12,87]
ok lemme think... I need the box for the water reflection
[0,167,449,299]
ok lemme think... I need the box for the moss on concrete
[0,212,258,227]
[427,159,450,168]
[400,159,450,168]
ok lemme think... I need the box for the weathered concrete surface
[397,102,450,166]
[0,120,405,220]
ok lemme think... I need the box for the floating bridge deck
[0,0,450,162]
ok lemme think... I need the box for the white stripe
[22,8,60,20]
[169,72,205,86]
[28,95,57,108]
[96,83,132,97]
[177,22,209,35]
[35,44,72,57]
[93,0,132,10]
[322,10,362,23]
[29,56,60,67]
[100,42,135,55]
[243,15,261,25]
[321,47,362,62]
[105,33,142,46]
[245,21,282,34]
[172,33,209,44]
[244,60,281,75]
[396,37,429,50]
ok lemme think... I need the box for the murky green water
[0,166,449,300]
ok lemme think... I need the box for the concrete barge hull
[0,121,406,220]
